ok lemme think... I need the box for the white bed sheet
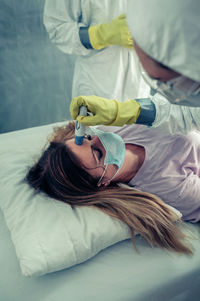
[1,209,200,301]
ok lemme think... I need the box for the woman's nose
[91,135,99,143]
[84,134,91,140]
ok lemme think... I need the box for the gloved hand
[70,95,141,126]
[88,14,134,50]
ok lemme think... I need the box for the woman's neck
[114,143,145,183]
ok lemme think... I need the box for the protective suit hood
[127,0,200,82]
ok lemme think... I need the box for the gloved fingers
[116,14,126,21]
[109,14,134,49]
[118,15,134,49]
[70,96,88,119]
[70,94,117,126]
[77,115,100,126]
[126,35,134,48]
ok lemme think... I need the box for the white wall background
[0,0,76,133]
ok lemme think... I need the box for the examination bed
[0,122,200,301]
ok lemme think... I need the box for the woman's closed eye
[92,146,103,161]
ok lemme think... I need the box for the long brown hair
[26,122,193,255]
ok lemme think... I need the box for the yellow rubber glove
[70,95,141,126]
[88,14,134,50]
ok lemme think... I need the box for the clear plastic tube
[75,106,87,145]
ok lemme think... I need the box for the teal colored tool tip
[75,134,84,145]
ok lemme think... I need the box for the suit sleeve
[43,0,92,55]
[151,93,200,134]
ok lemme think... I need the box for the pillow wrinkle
[51,199,78,262]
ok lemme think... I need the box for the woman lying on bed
[26,122,200,255]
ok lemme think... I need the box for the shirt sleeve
[151,93,200,134]
[43,0,92,55]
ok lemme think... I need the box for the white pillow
[0,122,132,276]
[0,122,181,277]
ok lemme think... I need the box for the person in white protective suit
[43,0,149,101]
[70,0,200,134]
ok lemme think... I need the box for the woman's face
[66,136,118,186]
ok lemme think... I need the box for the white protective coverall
[127,0,200,134]
[43,0,149,101]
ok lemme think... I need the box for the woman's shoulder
[98,124,200,147]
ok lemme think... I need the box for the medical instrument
[75,106,87,145]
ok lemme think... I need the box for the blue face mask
[86,127,126,183]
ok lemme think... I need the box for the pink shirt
[100,124,200,222]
